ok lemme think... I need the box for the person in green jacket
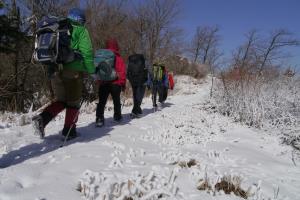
[32,8,95,141]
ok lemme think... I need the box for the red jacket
[99,39,126,86]
[168,73,174,90]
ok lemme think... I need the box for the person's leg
[136,85,146,114]
[96,84,110,125]
[63,105,79,138]
[158,84,165,103]
[111,84,122,121]
[41,101,65,125]
[131,85,139,114]
[161,86,168,103]
[62,69,83,139]
[152,84,158,107]
[32,72,66,138]
[44,72,67,124]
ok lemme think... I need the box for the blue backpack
[33,16,76,65]
[94,49,117,81]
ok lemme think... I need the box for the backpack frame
[33,16,75,65]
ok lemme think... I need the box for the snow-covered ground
[0,76,299,200]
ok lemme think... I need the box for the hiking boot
[62,126,78,141]
[158,102,164,109]
[32,115,45,138]
[32,115,45,139]
[136,106,143,115]
[32,111,53,139]
[113,114,123,122]
[130,112,141,119]
[154,103,162,112]
[95,117,104,127]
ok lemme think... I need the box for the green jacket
[63,23,95,74]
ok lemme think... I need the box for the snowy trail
[0,76,299,200]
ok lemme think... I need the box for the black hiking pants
[96,83,122,119]
[162,86,168,102]
[152,83,165,106]
[131,85,146,114]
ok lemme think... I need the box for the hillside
[0,76,299,200]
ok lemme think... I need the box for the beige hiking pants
[51,68,83,108]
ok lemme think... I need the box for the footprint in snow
[109,157,123,168]
[232,138,240,143]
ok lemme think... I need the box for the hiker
[161,67,169,103]
[95,39,126,127]
[168,71,175,90]
[127,54,148,118]
[148,63,169,109]
[32,8,95,140]
[161,69,175,103]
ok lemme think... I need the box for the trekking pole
[60,97,85,148]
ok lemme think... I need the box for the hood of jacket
[105,39,120,55]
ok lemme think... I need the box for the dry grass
[197,179,212,191]
[124,197,134,200]
[197,175,248,199]
[171,158,198,168]
[215,178,247,199]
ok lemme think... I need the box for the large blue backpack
[33,16,76,65]
[94,49,117,81]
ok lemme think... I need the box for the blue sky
[178,0,300,67]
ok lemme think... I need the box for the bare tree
[23,0,79,19]
[257,29,299,75]
[189,25,222,96]
[217,28,299,127]
[190,25,221,66]
[230,30,259,91]
[85,0,130,51]
[229,29,299,81]
[202,26,220,65]
[132,0,180,64]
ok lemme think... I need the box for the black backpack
[33,16,76,65]
[127,54,147,86]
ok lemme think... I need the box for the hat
[67,8,86,25]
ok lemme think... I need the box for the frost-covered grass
[77,168,183,200]
[197,175,248,199]
[213,75,300,150]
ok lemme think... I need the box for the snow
[0,76,299,200]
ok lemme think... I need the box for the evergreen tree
[0,0,25,53]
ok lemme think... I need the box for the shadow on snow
[0,104,172,168]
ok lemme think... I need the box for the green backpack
[153,64,164,81]
[94,49,117,81]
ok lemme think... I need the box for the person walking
[32,8,95,140]
[148,63,169,109]
[127,53,148,118]
[95,39,126,127]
